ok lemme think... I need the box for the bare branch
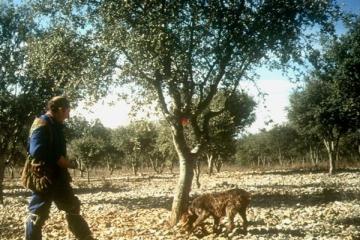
[153,71,172,121]
[196,43,233,116]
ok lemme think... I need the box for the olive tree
[69,136,106,182]
[0,0,116,203]
[288,17,360,174]
[0,3,37,204]
[205,90,256,175]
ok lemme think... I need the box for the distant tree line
[238,18,360,173]
[235,124,360,169]
[64,89,257,180]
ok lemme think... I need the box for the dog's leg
[225,205,237,232]
[213,216,221,233]
[192,210,210,232]
[239,207,248,233]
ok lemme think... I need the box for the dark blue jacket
[28,114,67,173]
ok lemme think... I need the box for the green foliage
[289,17,360,142]
[338,132,360,163]
[288,18,360,173]
[204,90,256,166]
[64,116,91,141]
[288,79,341,139]
[110,121,160,173]
[26,25,116,101]
[69,135,105,169]
[236,124,309,166]
[0,1,116,162]
[43,0,340,152]
[0,3,38,156]
[67,118,117,171]
[153,121,177,171]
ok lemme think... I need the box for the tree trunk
[335,143,340,165]
[324,139,336,175]
[0,154,5,204]
[194,159,201,188]
[262,155,266,166]
[315,147,320,166]
[106,158,111,175]
[80,160,84,178]
[215,156,223,173]
[207,154,214,176]
[132,160,138,176]
[309,145,315,166]
[8,165,14,179]
[87,168,90,183]
[150,158,164,174]
[168,161,174,174]
[310,145,320,167]
[278,149,282,166]
[169,127,194,227]
[150,158,157,173]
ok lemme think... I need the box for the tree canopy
[288,17,360,174]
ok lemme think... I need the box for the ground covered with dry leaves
[1,168,360,240]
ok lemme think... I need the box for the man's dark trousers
[25,180,92,240]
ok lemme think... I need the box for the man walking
[24,96,95,240]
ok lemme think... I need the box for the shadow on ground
[242,168,360,176]
[74,185,130,194]
[90,195,173,210]
[3,184,131,197]
[251,188,360,208]
[248,227,306,238]
[337,217,360,226]
[188,220,305,239]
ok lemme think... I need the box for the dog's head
[179,209,197,231]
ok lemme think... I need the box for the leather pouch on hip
[21,155,53,193]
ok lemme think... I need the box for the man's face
[63,107,70,120]
[56,107,70,123]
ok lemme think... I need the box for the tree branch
[153,71,172,122]
[202,109,226,141]
[196,43,233,116]
[183,10,195,114]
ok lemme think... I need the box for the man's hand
[57,156,77,169]
[68,159,78,169]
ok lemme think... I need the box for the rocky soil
[1,168,360,240]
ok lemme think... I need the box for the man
[25,96,95,240]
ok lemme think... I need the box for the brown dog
[181,188,251,234]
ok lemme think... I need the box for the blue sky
[339,0,360,15]
[244,0,360,133]
[74,0,360,133]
